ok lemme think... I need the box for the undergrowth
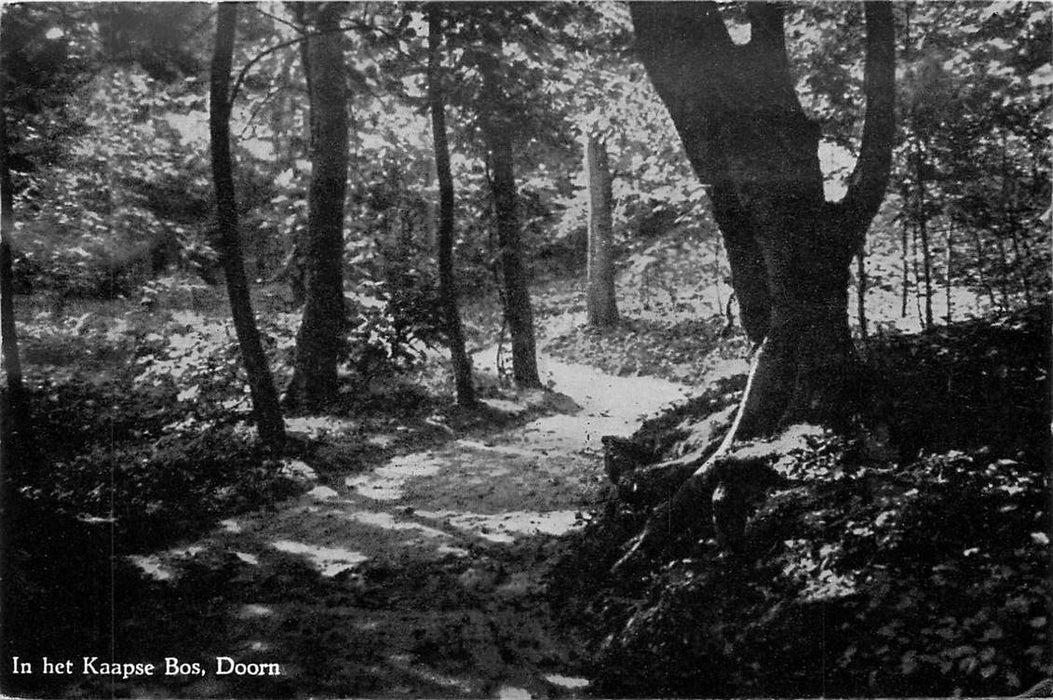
[551,302,1051,697]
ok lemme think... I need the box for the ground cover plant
[550,303,1051,698]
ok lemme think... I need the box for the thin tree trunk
[285,1,313,307]
[1002,136,1032,307]
[856,248,868,340]
[1008,219,1031,306]
[585,133,618,327]
[971,227,997,309]
[994,227,1011,311]
[477,47,540,389]
[944,225,953,323]
[901,192,910,318]
[428,9,475,406]
[1,100,34,477]
[209,3,285,450]
[287,2,350,409]
[914,143,933,329]
[912,222,924,325]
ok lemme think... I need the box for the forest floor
[61,338,715,698]
[6,235,1046,698]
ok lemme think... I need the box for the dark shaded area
[550,302,1051,697]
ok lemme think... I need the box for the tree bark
[631,1,892,436]
[209,3,286,451]
[857,249,868,341]
[914,142,934,329]
[585,133,618,327]
[428,9,476,406]
[476,45,541,389]
[1,99,34,478]
[901,190,910,317]
[618,1,894,565]
[944,224,953,323]
[287,1,350,410]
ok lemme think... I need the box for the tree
[616,1,895,566]
[474,35,542,389]
[428,8,476,406]
[585,132,618,327]
[209,2,286,450]
[286,1,350,410]
[0,100,34,477]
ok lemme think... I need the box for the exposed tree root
[611,350,784,575]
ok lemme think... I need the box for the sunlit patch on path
[270,540,369,577]
[130,353,697,697]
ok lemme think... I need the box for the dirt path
[128,353,695,698]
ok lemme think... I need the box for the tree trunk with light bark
[209,3,285,451]
[586,133,618,327]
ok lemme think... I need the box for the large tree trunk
[209,3,285,451]
[428,9,476,407]
[476,46,541,389]
[585,134,618,327]
[287,2,350,410]
[617,1,894,567]
[631,0,893,437]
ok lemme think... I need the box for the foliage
[552,303,1051,698]
[15,303,299,553]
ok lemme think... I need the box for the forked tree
[617,1,895,567]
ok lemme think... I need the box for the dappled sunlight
[345,453,446,501]
[384,654,475,694]
[285,415,359,439]
[270,539,368,577]
[279,459,318,483]
[219,518,242,533]
[307,485,341,500]
[344,510,451,542]
[235,604,274,619]
[415,509,582,543]
[234,552,259,566]
[128,544,206,581]
[128,554,176,582]
[546,674,590,690]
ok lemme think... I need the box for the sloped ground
[16,353,698,699]
[550,303,1051,697]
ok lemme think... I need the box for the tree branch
[838,1,896,242]
[230,35,305,105]
[746,2,785,55]
[629,2,734,182]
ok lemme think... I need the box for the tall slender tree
[585,132,618,327]
[286,1,350,409]
[1,100,34,480]
[209,2,285,450]
[475,38,541,389]
[428,8,476,406]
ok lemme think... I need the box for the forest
[0,1,1049,698]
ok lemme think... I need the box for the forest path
[131,352,696,698]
